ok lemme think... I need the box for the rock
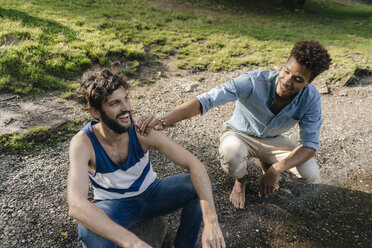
[184,82,199,92]
[344,68,372,87]
[319,85,330,94]
[111,61,121,67]
[129,217,168,248]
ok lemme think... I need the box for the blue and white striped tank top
[82,121,157,200]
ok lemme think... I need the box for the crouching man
[136,40,332,209]
[67,68,225,248]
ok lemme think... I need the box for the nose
[282,75,293,88]
[120,100,131,111]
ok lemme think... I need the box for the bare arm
[136,97,201,135]
[259,146,315,197]
[67,133,150,248]
[161,97,202,127]
[140,131,225,248]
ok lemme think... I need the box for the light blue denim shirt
[197,70,322,151]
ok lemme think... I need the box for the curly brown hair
[75,68,129,110]
[290,40,332,81]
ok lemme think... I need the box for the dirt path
[0,65,371,247]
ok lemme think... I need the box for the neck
[94,121,128,144]
[275,93,295,103]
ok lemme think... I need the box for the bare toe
[229,178,247,209]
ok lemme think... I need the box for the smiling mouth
[280,82,291,92]
[117,112,130,121]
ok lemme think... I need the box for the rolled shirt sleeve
[299,94,322,151]
[197,73,254,115]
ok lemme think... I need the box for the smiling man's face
[276,56,312,100]
[99,86,132,134]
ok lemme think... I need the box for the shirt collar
[268,74,278,106]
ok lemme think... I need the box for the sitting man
[67,68,225,248]
[136,40,332,209]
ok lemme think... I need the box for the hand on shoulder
[134,115,164,136]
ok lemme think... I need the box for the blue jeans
[78,174,202,248]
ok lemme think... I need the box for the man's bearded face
[99,109,132,134]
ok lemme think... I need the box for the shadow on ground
[148,144,372,248]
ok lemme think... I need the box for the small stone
[319,85,330,94]
[184,82,199,92]
[339,90,348,96]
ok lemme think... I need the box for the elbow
[68,203,78,219]
[67,197,84,220]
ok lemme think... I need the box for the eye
[295,77,304,83]
[109,101,119,106]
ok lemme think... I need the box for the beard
[99,109,133,134]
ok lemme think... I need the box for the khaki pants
[219,125,320,183]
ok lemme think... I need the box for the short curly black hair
[75,68,129,110]
[290,40,332,81]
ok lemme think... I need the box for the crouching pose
[67,68,225,248]
[136,40,332,209]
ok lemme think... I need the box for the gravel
[1,65,371,247]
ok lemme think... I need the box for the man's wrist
[203,215,218,226]
[271,163,283,173]
[159,119,167,128]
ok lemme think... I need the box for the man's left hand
[134,115,162,136]
[201,221,226,248]
[259,166,280,197]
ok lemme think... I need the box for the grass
[0,120,83,154]
[0,0,370,95]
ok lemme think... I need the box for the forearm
[188,159,218,225]
[272,146,316,173]
[68,199,143,247]
[162,98,202,127]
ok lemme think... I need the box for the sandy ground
[0,62,371,247]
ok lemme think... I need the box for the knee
[297,158,320,183]
[305,168,320,183]
[78,224,115,247]
[219,137,248,178]
[77,224,94,243]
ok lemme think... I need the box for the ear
[88,107,101,120]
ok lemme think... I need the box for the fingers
[259,180,279,197]
[139,116,154,135]
[259,179,264,197]
[202,238,225,248]
[135,115,158,136]
[220,234,226,248]
[202,226,226,248]
[148,119,163,131]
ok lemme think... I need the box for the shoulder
[234,70,278,86]
[240,70,278,80]
[69,131,94,156]
[303,84,321,102]
[136,129,169,151]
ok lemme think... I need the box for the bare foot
[229,177,247,209]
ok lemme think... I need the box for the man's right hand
[135,115,163,136]
[202,220,226,248]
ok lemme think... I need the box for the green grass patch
[0,120,83,154]
[0,0,371,94]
